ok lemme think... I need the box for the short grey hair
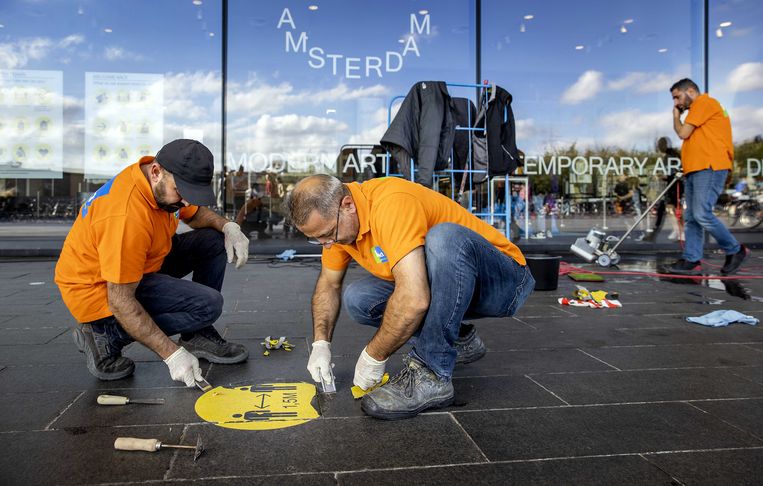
[284,174,348,227]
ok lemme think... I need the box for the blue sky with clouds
[0,0,761,176]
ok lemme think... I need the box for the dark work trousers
[86,228,227,349]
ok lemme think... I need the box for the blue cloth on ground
[276,249,296,261]
[686,310,759,327]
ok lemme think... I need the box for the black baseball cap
[155,139,216,206]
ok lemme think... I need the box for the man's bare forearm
[107,282,178,359]
[186,206,228,232]
[673,114,683,138]
[366,289,427,360]
[311,276,342,342]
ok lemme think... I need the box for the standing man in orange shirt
[55,139,250,386]
[667,78,748,275]
[285,175,534,420]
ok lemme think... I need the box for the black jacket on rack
[474,85,520,176]
[380,81,454,187]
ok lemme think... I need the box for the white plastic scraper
[319,366,336,394]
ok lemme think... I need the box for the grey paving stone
[52,388,201,428]
[0,390,82,431]
[690,398,763,440]
[452,348,612,377]
[681,323,763,343]
[0,425,184,485]
[126,474,337,485]
[581,343,763,370]
[168,415,486,479]
[532,368,763,405]
[730,366,763,386]
[521,313,688,332]
[513,304,570,319]
[644,449,763,486]
[448,375,566,410]
[337,455,673,485]
[205,338,311,386]
[0,326,68,345]
[453,402,763,461]
[224,320,314,339]
[0,342,84,366]
[0,362,209,392]
[616,326,740,345]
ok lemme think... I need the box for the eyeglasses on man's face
[307,203,341,246]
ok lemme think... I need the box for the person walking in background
[665,78,748,275]
[644,137,684,242]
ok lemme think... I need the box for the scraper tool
[97,394,165,405]
[196,377,213,392]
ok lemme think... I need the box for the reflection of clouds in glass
[228,113,348,156]
[728,106,763,141]
[0,34,84,69]
[726,62,763,92]
[347,106,390,145]
[608,71,678,93]
[104,46,145,61]
[561,70,603,104]
[598,109,672,149]
[226,77,388,115]
[515,118,536,140]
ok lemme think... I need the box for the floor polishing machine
[570,172,683,267]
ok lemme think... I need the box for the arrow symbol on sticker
[253,393,269,409]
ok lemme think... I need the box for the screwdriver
[97,394,165,406]
[114,436,204,461]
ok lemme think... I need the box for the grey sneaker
[72,324,135,381]
[456,323,486,364]
[178,326,248,364]
[361,355,454,420]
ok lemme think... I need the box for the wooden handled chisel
[114,435,204,461]
[97,394,165,405]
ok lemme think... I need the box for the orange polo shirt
[321,177,526,280]
[54,157,199,323]
[681,94,734,174]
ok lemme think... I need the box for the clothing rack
[384,81,529,239]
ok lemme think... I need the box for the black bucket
[525,254,561,291]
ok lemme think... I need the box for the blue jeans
[85,228,227,347]
[683,169,741,262]
[343,223,535,379]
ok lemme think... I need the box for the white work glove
[353,347,388,390]
[307,340,333,384]
[222,221,249,269]
[164,347,203,387]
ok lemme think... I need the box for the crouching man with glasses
[285,174,534,420]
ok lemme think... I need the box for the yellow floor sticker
[195,382,320,430]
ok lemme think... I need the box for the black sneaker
[455,323,486,364]
[178,326,248,364]
[665,259,702,276]
[360,355,454,420]
[721,245,750,275]
[72,324,135,381]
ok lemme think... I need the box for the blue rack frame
[384,81,526,238]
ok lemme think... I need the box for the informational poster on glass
[0,69,63,179]
[84,72,163,179]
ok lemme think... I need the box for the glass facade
[1,0,761,239]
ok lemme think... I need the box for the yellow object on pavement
[590,290,608,303]
[351,373,390,399]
